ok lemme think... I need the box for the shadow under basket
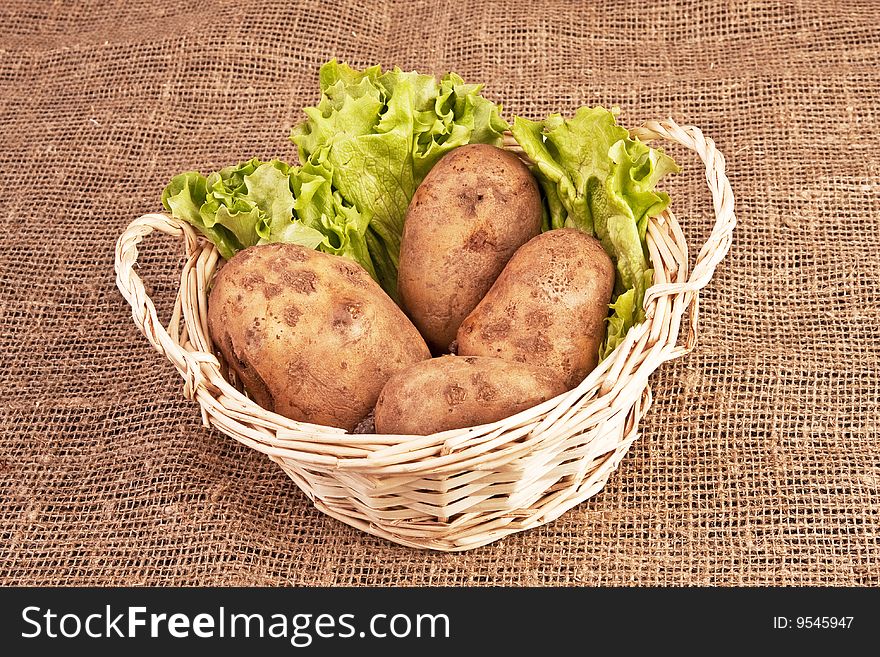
[115,118,736,551]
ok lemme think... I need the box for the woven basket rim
[114,117,736,549]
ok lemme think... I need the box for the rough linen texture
[1,0,878,586]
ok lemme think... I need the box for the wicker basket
[115,118,735,551]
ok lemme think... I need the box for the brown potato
[374,355,568,435]
[397,144,542,352]
[207,243,431,431]
[457,228,615,388]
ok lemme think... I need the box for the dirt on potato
[397,144,542,353]
[457,229,615,388]
[374,355,568,435]
[208,243,431,432]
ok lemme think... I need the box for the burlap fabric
[2,0,877,586]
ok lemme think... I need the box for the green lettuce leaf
[291,59,509,297]
[600,270,655,361]
[162,158,367,271]
[291,158,377,281]
[161,172,241,259]
[510,106,679,359]
[200,159,296,249]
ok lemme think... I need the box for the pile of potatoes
[208,144,614,435]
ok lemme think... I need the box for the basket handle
[633,118,737,353]
[114,212,220,400]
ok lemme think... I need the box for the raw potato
[457,228,615,388]
[207,243,431,432]
[398,144,542,352]
[374,355,568,435]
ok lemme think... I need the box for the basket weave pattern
[115,119,735,551]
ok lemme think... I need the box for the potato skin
[457,228,615,389]
[374,355,568,435]
[398,144,542,352]
[207,243,431,432]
